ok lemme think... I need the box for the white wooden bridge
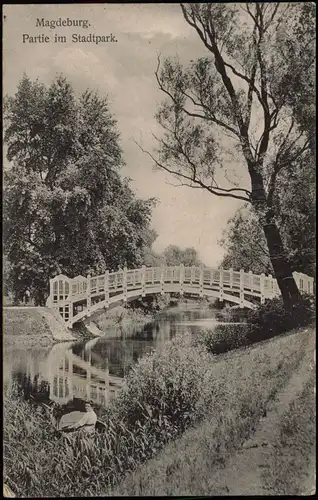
[46,265,314,329]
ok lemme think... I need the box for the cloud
[3,3,245,268]
[103,4,194,40]
[52,47,118,89]
[53,47,99,72]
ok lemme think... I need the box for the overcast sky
[3,3,247,267]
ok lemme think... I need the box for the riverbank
[109,325,315,496]
[3,303,157,345]
[3,308,76,346]
[3,324,315,497]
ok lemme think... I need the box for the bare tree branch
[264,3,280,32]
[181,4,259,168]
[134,140,251,203]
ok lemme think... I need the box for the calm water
[4,306,223,416]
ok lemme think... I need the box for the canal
[4,304,230,418]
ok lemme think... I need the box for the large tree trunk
[251,174,302,310]
[262,213,302,309]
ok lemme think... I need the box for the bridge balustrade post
[68,299,73,326]
[199,264,204,297]
[260,273,265,304]
[46,278,54,308]
[104,271,109,307]
[191,266,196,284]
[160,264,165,295]
[240,269,245,308]
[123,267,127,302]
[141,265,146,297]
[219,267,224,302]
[152,267,155,285]
[86,274,91,310]
[229,268,233,290]
[179,264,184,296]
[249,270,253,293]
[293,271,300,292]
[268,274,273,299]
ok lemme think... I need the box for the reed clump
[4,333,213,497]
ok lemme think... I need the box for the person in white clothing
[63,402,97,434]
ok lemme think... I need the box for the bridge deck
[46,266,314,329]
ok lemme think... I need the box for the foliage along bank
[4,316,315,498]
[3,75,156,305]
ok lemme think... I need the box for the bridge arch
[46,265,314,329]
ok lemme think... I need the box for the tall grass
[110,326,315,496]
[4,333,213,497]
[4,324,314,497]
[260,374,316,494]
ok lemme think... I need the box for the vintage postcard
[3,2,316,497]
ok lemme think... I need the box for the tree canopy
[143,244,203,268]
[150,2,315,308]
[221,149,316,277]
[162,245,202,267]
[4,74,156,304]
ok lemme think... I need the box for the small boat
[35,399,107,434]
[57,410,106,434]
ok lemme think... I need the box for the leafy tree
[142,231,163,267]
[4,75,155,304]
[147,3,315,309]
[220,207,272,275]
[221,151,316,277]
[276,2,315,153]
[142,244,203,268]
[162,245,202,267]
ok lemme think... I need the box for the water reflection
[4,306,219,412]
[5,342,123,408]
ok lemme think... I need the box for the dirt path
[208,331,316,495]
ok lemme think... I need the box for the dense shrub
[113,333,212,433]
[126,294,170,315]
[198,294,315,355]
[215,306,249,323]
[196,324,252,355]
[4,333,214,497]
[211,298,227,310]
[246,294,315,341]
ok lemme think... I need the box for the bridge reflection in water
[22,342,124,407]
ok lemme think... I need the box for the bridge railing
[46,266,314,327]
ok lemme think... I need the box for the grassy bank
[4,324,315,497]
[261,372,316,495]
[110,325,315,496]
[3,309,54,347]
